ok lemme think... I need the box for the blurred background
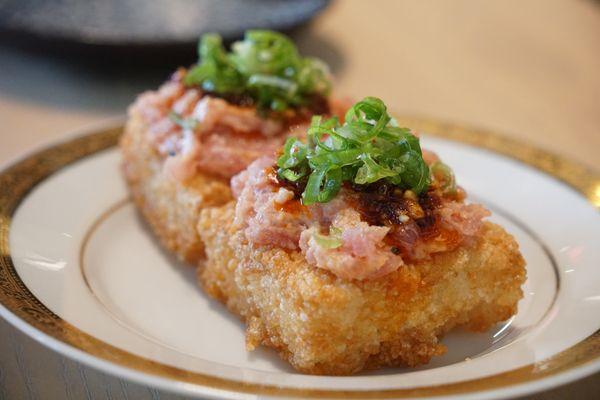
[1,0,599,170]
[0,0,599,399]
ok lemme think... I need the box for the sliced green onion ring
[277,97,438,204]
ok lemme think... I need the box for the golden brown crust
[120,109,233,264]
[121,95,526,375]
[198,203,526,375]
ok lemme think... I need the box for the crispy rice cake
[120,70,343,264]
[198,202,525,375]
[120,108,232,264]
[120,30,342,264]
[197,127,526,376]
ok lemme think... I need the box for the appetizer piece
[198,97,526,375]
[121,30,339,263]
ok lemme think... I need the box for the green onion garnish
[313,226,343,249]
[430,161,456,195]
[184,30,331,112]
[169,111,197,131]
[277,97,430,205]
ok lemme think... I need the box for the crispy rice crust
[198,202,526,375]
[120,109,233,264]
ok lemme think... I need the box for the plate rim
[0,118,599,399]
[0,0,331,47]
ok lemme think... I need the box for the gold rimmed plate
[0,119,599,399]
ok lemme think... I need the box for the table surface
[0,0,598,399]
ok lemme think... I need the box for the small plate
[0,0,330,47]
[0,119,599,400]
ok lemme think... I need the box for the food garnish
[276,97,432,205]
[313,226,343,249]
[184,30,331,112]
[430,160,457,195]
[168,111,197,131]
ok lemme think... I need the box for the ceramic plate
[0,0,329,46]
[1,119,599,400]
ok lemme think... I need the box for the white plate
[0,119,599,400]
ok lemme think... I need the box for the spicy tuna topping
[129,30,342,182]
[231,97,490,280]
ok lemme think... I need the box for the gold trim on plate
[0,121,599,398]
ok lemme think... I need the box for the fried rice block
[197,202,526,375]
[120,110,232,264]
[119,69,347,264]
